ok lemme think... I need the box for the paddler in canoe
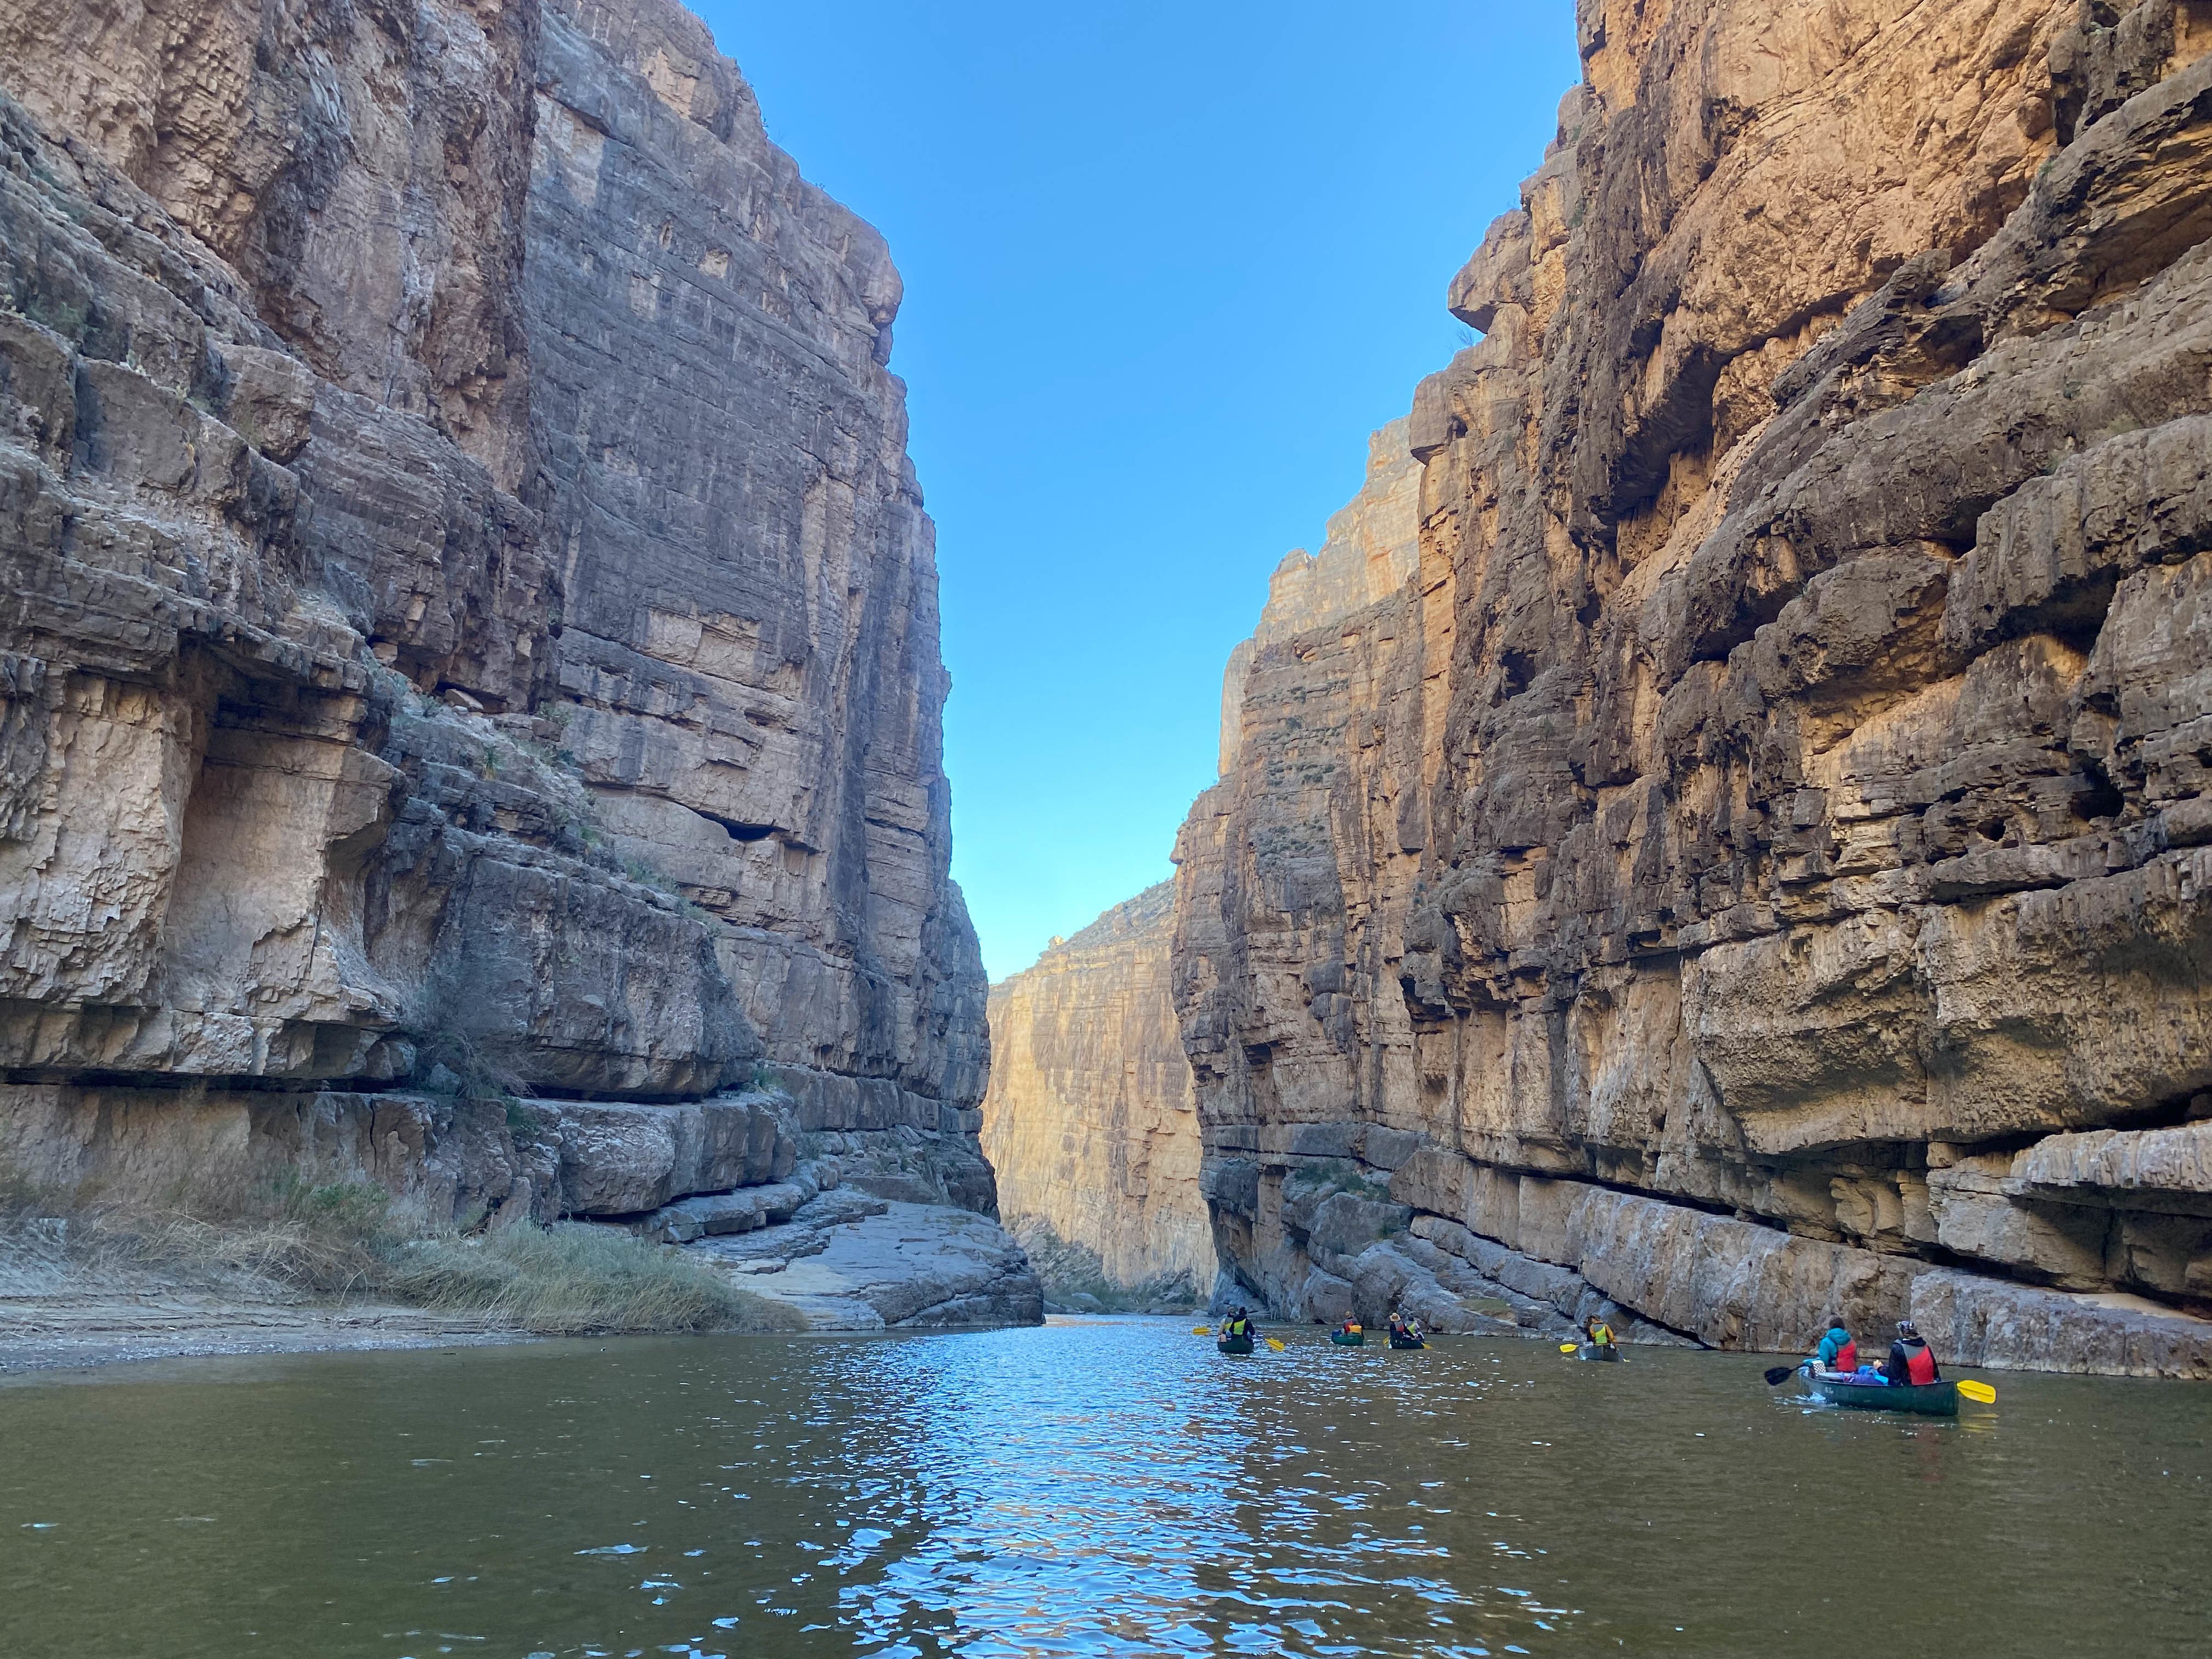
[1217,1306,1256,1355]
[1576,1313,1620,1359]
[1799,1320,1956,1414]
[1386,1310,1426,1349]
[1812,1318,1858,1375]
[1330,1316,1365,1346]
[1882,1319,1940,1385]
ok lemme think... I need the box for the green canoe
[1329,1330,1365,1346]
[1809,1369,1957,1417]
[1388,1334,1426,1350]
[1217,1334,1255,1355]
[1576,1342,1621,1362]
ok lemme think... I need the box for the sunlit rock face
[1175,0,2212,1375]
[0,0,1013,1308]
[980,885,1211,1304]
[1216,418,1423,776]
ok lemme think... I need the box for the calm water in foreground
[1,1319,2206,1658]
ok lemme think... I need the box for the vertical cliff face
[1217,418,1422,774]
[1176,0,2212,1375]
[521,0,991,1199]
[980,884,1209,1302]
[0,0,1008,1301]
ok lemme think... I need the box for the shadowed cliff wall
[0,0,1001,1248]
[1175,0,2212,1376]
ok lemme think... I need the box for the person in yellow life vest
[1581,1314,1617,1351]
[1222,1307,1252,1339]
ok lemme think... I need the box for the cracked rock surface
[0,0,1030,1331]
[1174,0,2212,1376]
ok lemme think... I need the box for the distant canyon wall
[1175,0,2212,1376]
[0,0,1003,1260]
[978,422,1424,1305]
[980,884,1209,1300]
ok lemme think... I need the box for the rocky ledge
[681,1195,1043,1330]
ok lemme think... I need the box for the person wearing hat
[1882,1319,1939,1386]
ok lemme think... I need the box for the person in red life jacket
[1882,1319,1939,1385]
[1813,1323,1857,1374]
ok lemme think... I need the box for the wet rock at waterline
[1166,4,2212,1375]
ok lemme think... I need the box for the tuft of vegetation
[619,854,710,921]
[1284,1158,1395,1206]
[0,1173,799,1336]
[406,956,533,1107]
[386,1224,799,1335]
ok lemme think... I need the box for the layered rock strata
[980,883,1210,1305]
[0,0,1027,1322]
[1217,418,1421,774]
[1176,0,2212,1375]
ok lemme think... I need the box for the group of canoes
[1212,1306,1990,1417]
[1216,1307,1620,1358]
[1329,1312,1429,1349]
[1213,1306,1427,1353]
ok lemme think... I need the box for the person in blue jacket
[1812,1322,1857,1374]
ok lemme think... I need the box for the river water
[1,1318,2205,1657]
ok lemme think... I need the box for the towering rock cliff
[1177,0,2212,1375]
[0,0,1027,1323]
[980,884,1209,1303]
[1217,417,1422,774]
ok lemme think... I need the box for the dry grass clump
[0,1173,799,1336]
[387,1224,802,1335]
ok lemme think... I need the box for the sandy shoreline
[0,1292,538,1378]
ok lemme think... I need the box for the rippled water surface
[2,1319,2207,1657]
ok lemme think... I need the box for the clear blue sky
[693,3,1581,981]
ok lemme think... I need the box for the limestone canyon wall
[1217,417,1422,775]
[0,0,1019,1321]
[1176,0,2212,1375]
[980,883,1210,1302]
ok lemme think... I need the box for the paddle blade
[1956,1379,1997,1404]
[1764,1366,1797,1386]
[1559,1343,1579,1354]
[1192,1326,1212,1336]
[1266,1338,1286,1352]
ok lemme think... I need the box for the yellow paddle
[1559,1342,1579,1354]
[1266,1338,1286,1352]
[1956,1379,1997,1405]
[1192,1326,1212,1335]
